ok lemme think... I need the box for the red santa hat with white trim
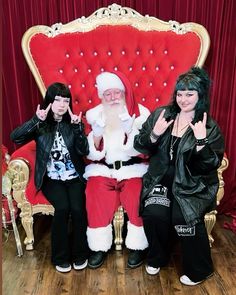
[96,71,140,117]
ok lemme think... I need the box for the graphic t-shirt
[47,131,79,181]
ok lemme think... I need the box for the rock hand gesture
[68,107,82,124]
[36,104,51,121]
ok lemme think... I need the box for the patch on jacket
[174,225,196,236]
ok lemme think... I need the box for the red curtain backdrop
[2,0,236,216]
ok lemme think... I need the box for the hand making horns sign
[189,112,207,139]
[152,109,174,136]
[36,104,51,121]
[68,107,82,124]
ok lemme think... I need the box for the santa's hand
[92,117,105,137]
[119,112,136,134]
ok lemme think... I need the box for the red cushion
[11,141,50,205]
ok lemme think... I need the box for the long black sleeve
[10,116,42,145]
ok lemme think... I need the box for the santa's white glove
[91,117,105,137]
[119,111,136,134]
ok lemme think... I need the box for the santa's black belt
[98,157,143,170]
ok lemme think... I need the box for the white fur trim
[83,163,111,179]
[83,163,148,181]
[87,132,106,161]
[96,72,125,98]
[87,224,113,252]
[125,221,148,250]
[86,128,139,163]
[136,104,151,130]
[112,163,148,181]
[86,104,104,125]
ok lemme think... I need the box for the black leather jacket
[11,115,89,190]
[134,106,225,226]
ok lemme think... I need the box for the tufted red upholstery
[29,25,201,115]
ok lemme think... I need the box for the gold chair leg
[204,210,217,247]
[8,159,34,250]
[113,206,124,250]
[2,173,23,256]
[20,202,34,250]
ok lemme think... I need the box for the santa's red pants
[86,176,143,228]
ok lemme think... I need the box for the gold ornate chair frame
[7,4,228,251]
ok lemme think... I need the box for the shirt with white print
[47,131,79,180]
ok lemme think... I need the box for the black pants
[41,176,89,265]
[142,197,213,282]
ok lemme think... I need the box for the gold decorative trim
[7,158,33,249]
[21,3,210,97]
[216,156,229,205]
[2,173,23,256]
[7,158,54,250]
[204,156,229,246]
[204,210,217,246]
[32,204,54,215]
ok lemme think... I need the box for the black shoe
[73,259,88,270]
[127,250,145,268]
[88,251,106,269]
[55,263,72,273]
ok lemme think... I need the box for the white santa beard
[103,101,125,133]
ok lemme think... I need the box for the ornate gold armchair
[7,3,228,251]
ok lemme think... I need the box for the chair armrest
[7,158,30,206]
[7,156,54,251]
[10,141,51,205]
[217,156,229,205]
[204,156,229,246]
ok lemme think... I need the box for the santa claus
[84,71,150,268]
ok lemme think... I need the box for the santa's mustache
[106,100,120,105]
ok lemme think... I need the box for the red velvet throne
[7,4,228,251]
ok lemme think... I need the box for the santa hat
[96,72,125,98]
[96,71,140,117]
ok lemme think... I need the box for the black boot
[88,251,106,269]
[127,250,145,268]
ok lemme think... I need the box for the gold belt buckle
[113,161,123,170]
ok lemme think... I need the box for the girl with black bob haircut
[41,82,72,123]
[134,67,224,285]
[11,82,90,273]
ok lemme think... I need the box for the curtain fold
[3,0,236,216]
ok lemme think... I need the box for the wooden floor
[2,214,236,295]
